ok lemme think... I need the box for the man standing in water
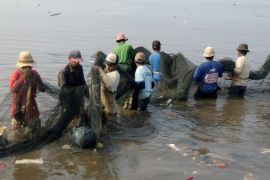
[113,33,136,109]
[9,51,44,137]
[113,32,135,75]
[229,43,251,97]
[58,50,88,125]
[93,53,120,116]
[149,40,161,83]
[193,47,223,99]
[133,52,154,111]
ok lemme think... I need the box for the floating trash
[15,158,44,165]
[167,144,181,151]
[243,173,254,180]
[260,148,270,154]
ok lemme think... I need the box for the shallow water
[1,0,270,179]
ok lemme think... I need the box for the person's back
[193,47,222,99]
[149,40,161,83]
[193,60,222,92]
[113,33,135,73]
[134,52,154,111]
[9,51,44,135]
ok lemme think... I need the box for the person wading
[193,47,223,99]
[93,53,120,119]
[9,51,45,138]
[228,43,251,97]
[113,33,135,75]
[149,40,161,83]
[58,50,88,126]
[132,52,154,111]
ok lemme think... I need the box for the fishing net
[0,71,98,157]
[219,54,270,91]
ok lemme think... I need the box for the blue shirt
[149,52,160,82]
[193,60,223,92]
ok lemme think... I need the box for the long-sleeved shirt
[58,64,86,88]
[9,69,44,120]
[232,56,250,86]
[193,60,223,93]
[98,68,120,114]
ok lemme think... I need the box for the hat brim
[237,48,250,52]
[116,38,128,42]
[16,61,35,68]
[203,53,215,58]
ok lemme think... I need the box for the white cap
[203,46,215,58]
[105,53,117,64]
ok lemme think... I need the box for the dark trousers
[194,88,217,99]
[228,86,246,97]
[138,96,151,111]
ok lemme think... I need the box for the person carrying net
[9,51,45,138]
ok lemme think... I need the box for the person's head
[115,33,128,43]
[68,50,83,68]
[104,53,118,72]
[134,52,146,66]
[152,40,161,51]
[16,51,35,70]
[203,46,215,60]
[237,43,249,56]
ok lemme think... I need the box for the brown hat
[237,43,250,52]
[116,33,128,42]
[16,51,36,68]
[135,52,146,64]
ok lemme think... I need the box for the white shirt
[232,56,250,86]
[135,65,154,99]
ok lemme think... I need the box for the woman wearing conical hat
[9,51,44,138]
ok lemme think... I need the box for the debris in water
[167,144,181,151]
[0,162,7,169]
[61,144,71,150]
[50,12,61,16]
[96,142,104,148]
[260,148,270,154]
[15,158,44,165]
[244,173,254,180]
[216,162,228,169]
[48,10,61,16]
[186,176,194,180]
[166,99,173,105]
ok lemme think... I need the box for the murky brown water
[1,0,270,179]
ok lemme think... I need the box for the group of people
[8,33,156,137]
[8,31,250,138]
[193,43,251,99]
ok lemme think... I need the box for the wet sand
[1,0,270,179]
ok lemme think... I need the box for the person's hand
[93,65,100,71]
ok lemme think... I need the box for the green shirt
[113,42,135,67]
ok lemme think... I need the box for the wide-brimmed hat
[203,46,215,58]
[135,52,146,63]
[105,53,117,64]
[16,51,36,68]
[69,49,83,61]
[116,33,128,42]
[237,43,250,52]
